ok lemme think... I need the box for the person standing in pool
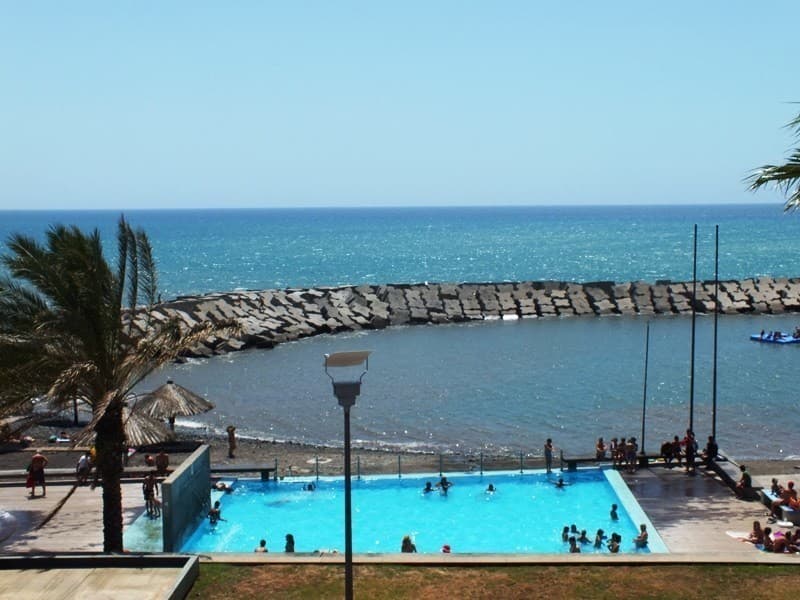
[401,535,417,553]
[568,536,580,553]
[208,500,226,526]
[610,504,619,520]
[436,476,453,495]
[594,529,605,548]
[544,438,554,474]
[285,534,295,552]
[423,481,434,494]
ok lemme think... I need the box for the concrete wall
[162,444,210,552]
[125,277,800,359]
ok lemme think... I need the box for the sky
[0,1,798,210]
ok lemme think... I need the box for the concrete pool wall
[162,444,210,552]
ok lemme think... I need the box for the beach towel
[725,530,750,540]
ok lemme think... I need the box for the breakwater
[146,277,800,358]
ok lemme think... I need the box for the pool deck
[0,463,797,598]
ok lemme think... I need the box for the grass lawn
[188,563,800,599]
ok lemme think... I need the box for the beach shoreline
[4,420,796,479]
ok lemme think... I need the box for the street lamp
[324,350,370,600]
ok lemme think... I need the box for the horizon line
[0,201,784,213]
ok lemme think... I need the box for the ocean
[2,204,800,460]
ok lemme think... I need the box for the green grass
[188,563,800,600]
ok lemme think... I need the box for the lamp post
[324,350,370,600]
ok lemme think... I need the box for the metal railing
[266,450,553,481]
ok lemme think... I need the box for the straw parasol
[121,404,175,447]
[135,379,215,430]
[73,401,175,448]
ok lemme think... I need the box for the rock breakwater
[145,277,800,358]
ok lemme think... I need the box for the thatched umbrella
[74,401,175,448]
[121,404,175,447]
[135,379,215,430]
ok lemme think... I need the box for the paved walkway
[0,463,797,562]
[0,565,188,600]
[619,464,775,554]
[1,481,147,553]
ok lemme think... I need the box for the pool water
[179,469,667,554]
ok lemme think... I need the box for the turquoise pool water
[177,469,666,554]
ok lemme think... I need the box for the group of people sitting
[743,520,800,553]
[767,478,799,521]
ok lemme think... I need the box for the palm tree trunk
[95,404,126,553]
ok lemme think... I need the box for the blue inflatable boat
[750,332,800,344]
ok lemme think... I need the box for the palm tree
[0,217,228,552]
[748,110,800,211]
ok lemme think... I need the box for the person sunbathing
[746,520,764,545]
[762,527,774,551]
[772,535,798,553]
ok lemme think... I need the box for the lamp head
[324,351,371,409]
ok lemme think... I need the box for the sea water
[2,204,798,298]
[139,311,800,460]
[177,469,665,554]
[4,204,800,458]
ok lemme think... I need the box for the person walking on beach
[544,438,554,474]
[28,450,48,498]
[226,425,237,459]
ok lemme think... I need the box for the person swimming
[436,476,453,495]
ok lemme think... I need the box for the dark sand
[2,420,796,479]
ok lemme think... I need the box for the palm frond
[136,229,158,308]
[125,225,139,311]
[746,152,800,212]
[114,216,129,312]
[0,277,50,333]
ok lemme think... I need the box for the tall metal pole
[324,351,369,600]
[641,321,650,454]
[343,405,353,600]
[712,224,719,440]
[689,224,697,432]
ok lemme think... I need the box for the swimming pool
[178,469,667,554]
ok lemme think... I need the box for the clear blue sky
[1,2,797,210]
